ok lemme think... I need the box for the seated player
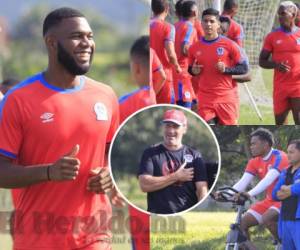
[217,128,288,249]
[119,36,156,123]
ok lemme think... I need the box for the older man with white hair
[259,1,300,125]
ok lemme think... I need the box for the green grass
[151,211,274,250]
[115,175,147,211]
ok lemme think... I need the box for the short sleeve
[262,33,273,52]
[193,155,207,182]
[0,94,23,159]
[138,148,154,176]
[183,23,196,45]
[164,24,175,42]
[271,151,289,173]
[106,89,120,143]
[245,159,257,176]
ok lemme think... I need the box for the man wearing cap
[138,109,208,214]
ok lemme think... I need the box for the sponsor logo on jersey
[276,40,282,44]
[94,102,108,121]
[40,112,54,123]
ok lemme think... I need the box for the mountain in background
[1,0,149,34]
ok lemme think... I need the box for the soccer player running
[150,0,182,104]
[259,1,300,125]
[220,128,289,250]
[174,0,204,108]
[173,1,198,109]
[188,8,248,125]
[221,0,244,47]
[119,36,156,122]
[273,139,300,250]
[0,8,121,250]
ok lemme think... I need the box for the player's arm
[165,41,181,73]
[0,145,80,188]
[139,161,193,192]
[195,181,208,201]
[217,61,248,75]
[259,49,290,72]
[232,72,251,82]
[247,169,280,197]
[217,40,249,75]
[259,49,277,69]
[232,61,251,82]
[232,172,254,192]
[153,66,166,95]
[272,172,286,201]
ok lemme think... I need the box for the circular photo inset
[109,105,220,215]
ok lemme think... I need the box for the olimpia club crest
[216,47,224,56]
[184,154,194,163]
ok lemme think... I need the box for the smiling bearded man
[0,7,121,250]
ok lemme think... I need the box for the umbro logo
[40,112,54,123]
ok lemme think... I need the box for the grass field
[151,211,275,250]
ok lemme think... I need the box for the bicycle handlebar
[211,186,250,205]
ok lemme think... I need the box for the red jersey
[0,73,119,249]
[150,18,175,70]
[150,48,163,96]
[263,27,300,88]
[221,14,244,47]
[188,36,243,103]
[194,19,204,39]
[150,18,175,104]
[175,20,197,70]
[119,86,156,123]
[245,149,288,200]
[296,20,300,28]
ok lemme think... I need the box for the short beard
[57,42,93,75]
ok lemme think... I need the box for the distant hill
[1,0,149,34]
